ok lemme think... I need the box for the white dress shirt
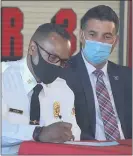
[2,58,80,155]
[82,53,125,140]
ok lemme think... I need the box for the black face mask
[31,45,62,84]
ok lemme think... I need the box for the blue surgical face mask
[82,40,112,65]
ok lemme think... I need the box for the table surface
[19,139,132,155]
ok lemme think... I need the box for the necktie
[93,70,120,140]
[29,84,43,125]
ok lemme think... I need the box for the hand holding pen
[58,114,75,141]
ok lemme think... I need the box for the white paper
[64,141,119,147]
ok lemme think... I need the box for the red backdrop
[1,6,132,65]
[1,8,77,61]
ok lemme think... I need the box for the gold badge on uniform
[71,107,75,116]
[53,102,60,118]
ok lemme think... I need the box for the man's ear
[113,35,119,47]
[79,29,84,44]
[111,35,119,53]
[79,29,86,48]
[28,40,39,65]
[28,41,38,56]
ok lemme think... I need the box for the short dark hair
[81,5,119,33]
[31,23,70,41]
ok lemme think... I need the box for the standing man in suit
[63,5,132,141]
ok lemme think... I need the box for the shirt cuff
[19,125,36,141]
[2,120,36,141]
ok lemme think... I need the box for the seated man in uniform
[2,23,81,155]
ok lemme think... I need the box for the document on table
[64,141,119,147]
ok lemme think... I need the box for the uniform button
[46,84,50,88]
[27,79,32,84]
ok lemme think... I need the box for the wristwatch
[33,126,43,142]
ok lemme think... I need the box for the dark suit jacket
[61,52,132,140]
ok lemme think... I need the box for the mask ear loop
[32,55,39,66]
[81,31,90,63]
[111,36,117,47]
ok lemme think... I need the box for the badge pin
[71,107,75,116]
[53,102,60,118]
[113,76,119,80]
[27,79,32,84]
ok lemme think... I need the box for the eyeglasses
[34,41,68,68]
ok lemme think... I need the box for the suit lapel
[74,53,96,136]
[107,62,126,135]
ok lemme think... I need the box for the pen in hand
[58,115,63,121]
